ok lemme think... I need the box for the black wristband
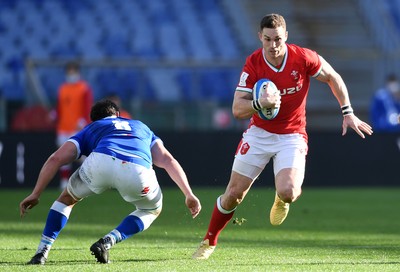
[252,99,262,111]
[341,104,353,116]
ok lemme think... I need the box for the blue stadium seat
[39,68,65,102]
[0,0,15,9]
[176,69,198,101]
[0,0,244,105]
[199,69,237,102]
[1,80,25,101]
[103,35,132,58]
[159,24,187,61]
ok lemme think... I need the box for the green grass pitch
[0,187,399,271]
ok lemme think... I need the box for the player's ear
[117,111,120,117]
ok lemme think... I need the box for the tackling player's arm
[19,142,78,218]
[315,56,373,138]
[151,140,201,218]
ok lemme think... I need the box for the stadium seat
[0,0,244,106]
[103,35,132,58]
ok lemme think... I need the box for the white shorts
[67,152,162,210]
[232,126,308,180]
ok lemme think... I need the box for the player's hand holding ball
[252,79,281,120]
[260,85,281,109]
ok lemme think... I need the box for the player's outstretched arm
[151,140,201,218]
[19,142,78,218]
[316,56,373,138]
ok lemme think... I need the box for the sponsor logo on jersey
[279,84,303,96]
[239,72,249,87]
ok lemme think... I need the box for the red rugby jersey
[236,43,322,140]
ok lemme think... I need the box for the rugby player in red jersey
[193,13,372,260]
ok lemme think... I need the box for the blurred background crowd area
[1,0,400,131]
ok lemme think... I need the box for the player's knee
[224,188,246,207]
[278,186,302,203]
[131,206,162,230]
[152,206,162,217]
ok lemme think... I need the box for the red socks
[203,199,235,246]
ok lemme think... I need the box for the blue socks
[36,201,72,257]
[115,215,144,241]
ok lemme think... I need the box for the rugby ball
[252,79,280,120]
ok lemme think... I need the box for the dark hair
[260,13,286,31]
[90,99,120,121]
[65,61,80,73]
[386,73,398,82]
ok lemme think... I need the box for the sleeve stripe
[236,87,253,93]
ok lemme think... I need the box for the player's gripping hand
[185,193,202,218]
[259,88,281,109]
[19,194,40,218]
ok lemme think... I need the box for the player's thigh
[273,133,307,175]
[273,136,307,196]
[67,168,96,201]
[131,186,163,211]
[114,163,161,204]
[275,167,305,193]
[222,160,262,208]
[224,170,254,198]
[234,126,276,170]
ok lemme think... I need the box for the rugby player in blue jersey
[19,99,202,265]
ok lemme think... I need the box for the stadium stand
[0,0,399,131]
[0,0,245,108]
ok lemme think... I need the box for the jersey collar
[262,44,288,73]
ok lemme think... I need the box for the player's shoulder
[123,118,150,130]
[287,43,318,59]
[246,48,263,61]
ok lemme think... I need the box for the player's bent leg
[28,201,74,265]
[275,168,303,203]
[193,170,256,260]
[90,207,162,264]
[90,191,162,264]
[270,168,304,226]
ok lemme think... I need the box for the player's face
[259,26,288,60]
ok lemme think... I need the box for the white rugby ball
[252,79,280,120]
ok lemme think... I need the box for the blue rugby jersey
[68,117,160,168]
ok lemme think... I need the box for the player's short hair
[260,13,286,31]
[90,99,120,121]
[386,73,398,83]
[65,60,80,73]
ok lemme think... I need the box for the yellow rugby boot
[192,239,216,260]
[270,193,290,226]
